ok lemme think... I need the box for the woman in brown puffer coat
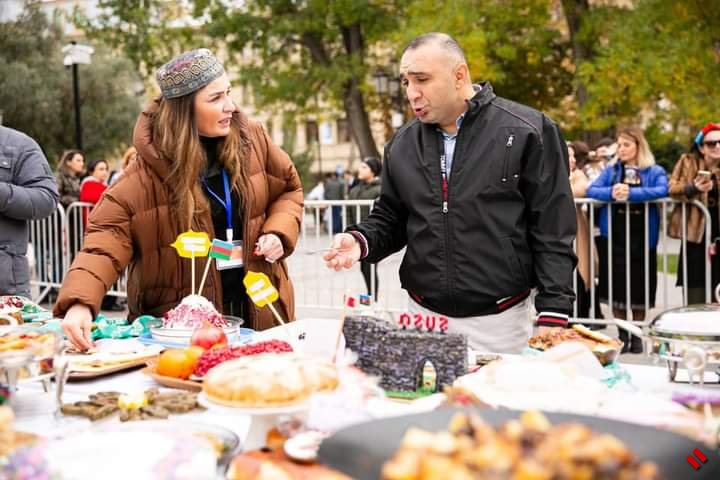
[55,49,303,350]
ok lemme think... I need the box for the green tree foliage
[577,0,720,137]
[0,5,141,167]
[396,0,573,114]
[398,0,720,151]
[73,0,203,79]
[193,0,411,160]
[78,0,409,160]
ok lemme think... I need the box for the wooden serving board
[140,366,202,392]
[68,357,155,379]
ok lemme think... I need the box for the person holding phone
[586,127,668,353]
[668,122,720,304]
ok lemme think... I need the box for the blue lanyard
[203,169,234,241]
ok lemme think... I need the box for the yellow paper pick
[170,230,211,258]
[244,271,279,307]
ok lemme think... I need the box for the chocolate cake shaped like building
[342,315,467,392]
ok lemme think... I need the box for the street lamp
[387,75,404,129]
[373,67,406,136]
[62,41,94,151]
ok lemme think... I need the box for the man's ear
[454,62,470,87]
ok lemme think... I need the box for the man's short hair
[402,32,467,64]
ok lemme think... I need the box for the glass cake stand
[0,328,62,406]
[197,392,309,450]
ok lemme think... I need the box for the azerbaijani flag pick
[197,238,234,295]
[209,239,233,261]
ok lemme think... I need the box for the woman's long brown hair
[57,149,84,177]
[150,94,250,231]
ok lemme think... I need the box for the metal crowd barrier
[28,204,67,303]
[29,201,127,303]
[29,199,713,324]
[299,198,714,323]
[573,198,711,328]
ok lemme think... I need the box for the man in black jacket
[324,33,576,352]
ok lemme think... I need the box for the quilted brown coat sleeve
[255,123,303,258]
[53,187,134,318]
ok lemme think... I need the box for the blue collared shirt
[438,113,465,180]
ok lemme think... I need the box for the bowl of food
[149,295,242,345]
[528,324,622,366]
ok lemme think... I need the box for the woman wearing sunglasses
[669,122,720,304]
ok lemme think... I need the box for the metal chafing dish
[617,303,720,384]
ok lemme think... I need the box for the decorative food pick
[244,271,279,308]
[170,230,211,296]
[197,238,233,295]
[244,271,293,343]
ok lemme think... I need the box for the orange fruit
[156,349,194,379]
[185,346,205,372]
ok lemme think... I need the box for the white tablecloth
[11,358,716,442]
[12,369,251,441]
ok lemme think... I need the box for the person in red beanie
[669,122,720,304]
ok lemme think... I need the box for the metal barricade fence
[64,202,128,298]
[29,198,713,322]
[28,202,127,303]
[295,200,409,314]
[573,197,712,328]
[29,204,67,303]
[299,198,714,323]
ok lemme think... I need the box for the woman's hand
[694,175,713,193]
[255,233,284,263]
[612,183,629,201]
[61,304,95,351]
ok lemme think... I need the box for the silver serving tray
[616,302,720,384]
[648,304,720,342]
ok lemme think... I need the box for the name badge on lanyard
[204,169,243,270]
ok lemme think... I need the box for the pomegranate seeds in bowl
[193,339,293,377]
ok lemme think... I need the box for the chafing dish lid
[650,305,720,336]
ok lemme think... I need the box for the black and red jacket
[347,83,576,327]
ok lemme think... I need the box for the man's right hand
[323,233,361,271]
[61,304,95,351]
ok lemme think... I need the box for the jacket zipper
[441,129,460,315]
[502,134,514,182]
[441,171,449,213]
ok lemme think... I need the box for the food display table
[11,359,715,439]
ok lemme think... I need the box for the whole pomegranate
[190,322,227,350]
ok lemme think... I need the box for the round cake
[202,353,338,407]
[163,295,226,329]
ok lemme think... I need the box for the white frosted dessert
[162,294,226,329]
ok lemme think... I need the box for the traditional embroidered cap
[155,48,224,99]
